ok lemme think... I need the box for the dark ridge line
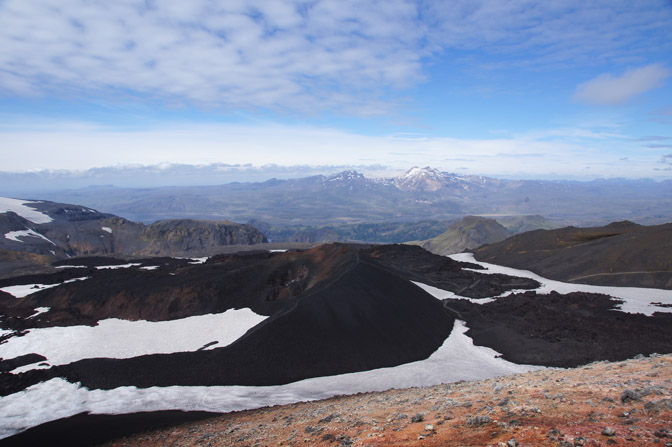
[213,245,362,349]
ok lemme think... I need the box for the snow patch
[403,166,424,178]
[4,229,55,245]
[1,283,60,298]
[0,308,267,371]
[0,320,542,439]
[101,227,112,233]
[450,253,672,315]
[269,249,288,253]
[140,265,159,271]
[413,281,496,304]
[26,307,50,319]
[0,197,53,224]
[1,277,89,298]
[95,263,141,270]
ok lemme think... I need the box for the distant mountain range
[35,166,672,226]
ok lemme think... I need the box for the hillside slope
[417,216,510,255]
[473,221,672,289]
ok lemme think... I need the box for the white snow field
[0,320,544,439]
[448,253,672,316]
[0,308,268,374]
[0,197,53,224]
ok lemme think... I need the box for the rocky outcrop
[0,198,268,261]
[136,219,267,256]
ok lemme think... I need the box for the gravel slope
[90,354,672,447]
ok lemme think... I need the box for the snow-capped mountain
[395,166,449,192]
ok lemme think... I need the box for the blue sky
[1,0,671,183]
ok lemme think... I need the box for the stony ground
[101,354,672,447]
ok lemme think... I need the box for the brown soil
[100,354,672,447]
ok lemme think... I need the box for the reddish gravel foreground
[102,354,672,447]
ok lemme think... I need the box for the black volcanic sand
[3,243,670,395]
[0,267,97,288]
[50,259,455,389]
[0,411,221,447]
[444,291,672,367]
[360,244,540,298]
[0,244,538,331]
[0,353,45,372]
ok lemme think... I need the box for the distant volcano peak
[397,166,447,191]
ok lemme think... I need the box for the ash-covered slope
[0,243,543,394]
[51,258,454,390]
[0,197,266,262]
[473,221,672,289]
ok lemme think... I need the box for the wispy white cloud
[659,154,672,170]
[573,64,671,105]
[0,1,669,114]
[0,118,663,180]
[0,0,426,115]
[631,136,672,142]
